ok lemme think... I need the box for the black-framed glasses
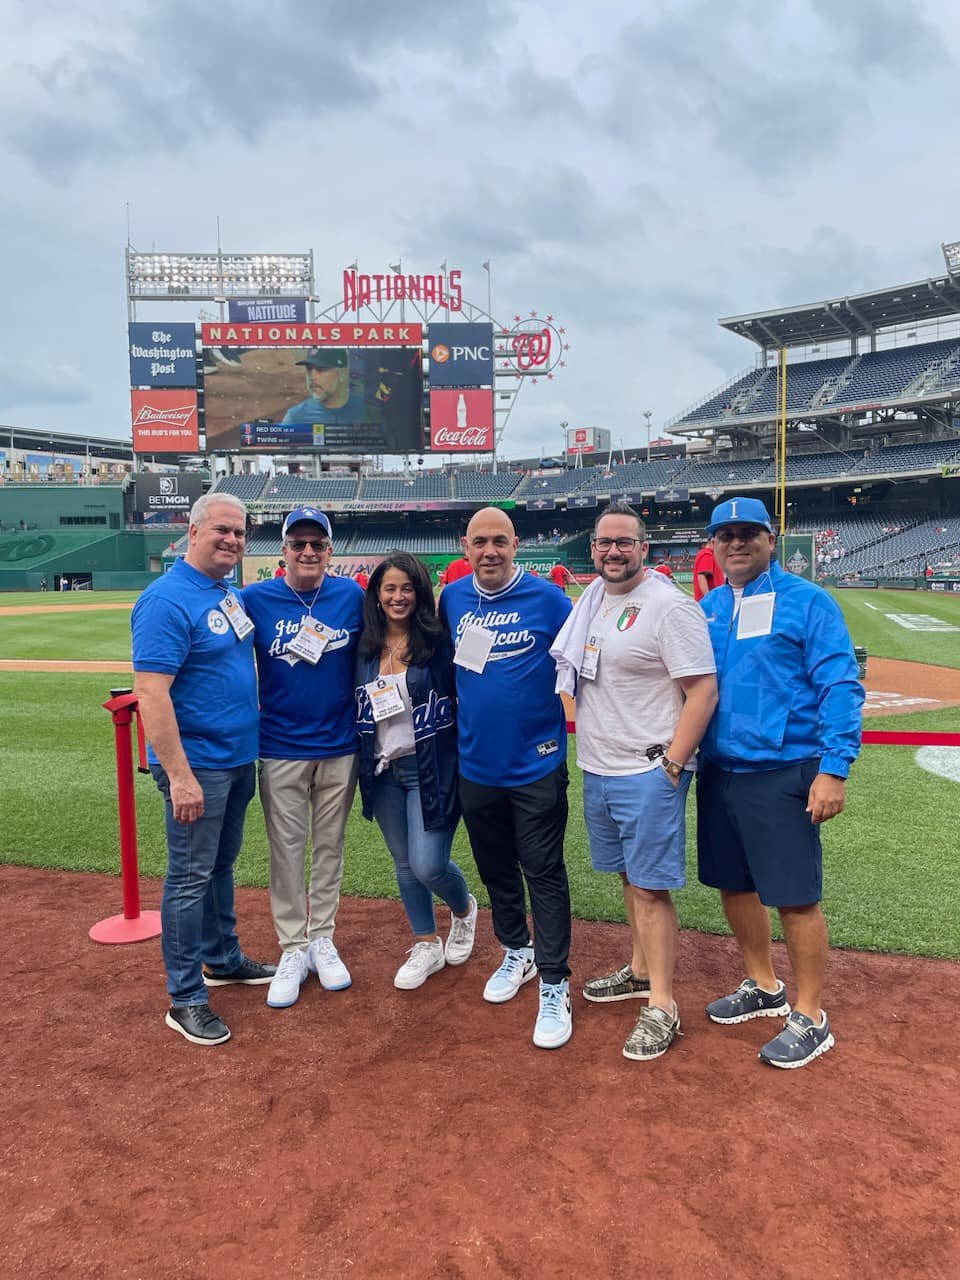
[714,528,768,544]
[287,538,330,552]
[592,536,641,552]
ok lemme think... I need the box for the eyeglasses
[287,539,330,552]
[714,528,768,544]
[592,537,641,552]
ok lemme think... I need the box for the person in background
[355,552,477,989]
[693,537,725,601]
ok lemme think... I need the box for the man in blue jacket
[697,497,863,1069]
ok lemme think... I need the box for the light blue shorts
[583,767,692,890]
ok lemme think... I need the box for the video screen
[202,346,424,452]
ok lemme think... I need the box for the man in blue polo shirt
[697,497,863,1069]
[243,506,364,1010]
[133,492,275,1047]
[439,507,574,1049]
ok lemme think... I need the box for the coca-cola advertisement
[131,389,200,452]
[429,388,494,452]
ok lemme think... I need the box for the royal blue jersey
[243,573,363,759]
[132,557,259,769]
[440,568,572,786]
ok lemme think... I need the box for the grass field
[1,587,959,959]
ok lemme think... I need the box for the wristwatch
[662,757,684,779]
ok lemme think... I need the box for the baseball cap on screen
[705,497,774,535]
[295,348,348,370]
[282,507,332,539]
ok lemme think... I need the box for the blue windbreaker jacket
[355,641,460,832]
[700,561,863,777]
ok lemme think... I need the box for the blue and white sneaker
[266,948,310,1009]
[533,979,572,1049]
[482,946,537,1004]
[706,978,790,1024]
[759,1010,834,1069]
[306,936,352,991]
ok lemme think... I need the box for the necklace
[382,634,409,672]
[284,576,323,616]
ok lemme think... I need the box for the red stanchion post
[89,688,162,945]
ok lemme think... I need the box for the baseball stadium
[2,251,959,1277]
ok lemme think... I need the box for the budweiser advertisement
[429,389,494,452]
[131,390,200,452]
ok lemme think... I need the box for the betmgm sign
[131,474,203,522]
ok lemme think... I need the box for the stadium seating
[850,440,960,476]
[516,472,585,497]
[674,457,771,487]
[212,474,267,501]
[453,472,524,499]
[834,517,960,576]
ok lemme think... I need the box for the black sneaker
[759,1010,835,1069]
[583,964,651,1003]
[705,978,790,1024]
[203,956,277,986]
[165,1004,231,1046]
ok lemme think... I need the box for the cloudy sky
[3,0,960,462]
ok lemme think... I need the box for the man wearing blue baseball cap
[696,497,864,1068]
[242,506,364,1009]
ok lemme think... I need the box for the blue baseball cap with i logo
[705,497,775,535]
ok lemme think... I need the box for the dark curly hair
[359,551,442,665]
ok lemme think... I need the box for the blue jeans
[151,762,256,1005]
[372,755,469,935]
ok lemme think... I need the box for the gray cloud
[6,0,508,176]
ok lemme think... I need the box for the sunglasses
[287,538,330,552]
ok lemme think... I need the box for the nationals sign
[131,390,200,452]
[201,322,422,347]
[429,389,494,451]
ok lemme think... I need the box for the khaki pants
[259,754,358,952]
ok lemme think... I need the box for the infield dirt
[2,865,957,1279]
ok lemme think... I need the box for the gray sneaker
[623,1004,681,1061]
[706,978,790,1024]
[583,964,651,1003]
[759,1010,834,1069]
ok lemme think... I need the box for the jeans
[372,755,469,936]
[151,762,256,1005]
[459,763,571,984]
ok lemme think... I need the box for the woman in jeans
[355,552,478,989]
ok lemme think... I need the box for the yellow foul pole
[775,348,788,532]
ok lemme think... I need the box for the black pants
[459,763,571,983]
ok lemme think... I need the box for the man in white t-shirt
[560,502,718,1061]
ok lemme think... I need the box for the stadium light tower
[125,249,314,319]
[942,241,960,277]
[643,409,653,463]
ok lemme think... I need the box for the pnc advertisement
[427,323,494,387]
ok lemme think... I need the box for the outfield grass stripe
[2,671,958,959]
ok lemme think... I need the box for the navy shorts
[696,757,823,907]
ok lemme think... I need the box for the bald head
[463,507,519,592]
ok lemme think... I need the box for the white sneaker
[306,936,352,991]
[394,939,445,990]
[533,978,572,1049]
[482,946,537,1004]
[445,894,478,966]
[266,948,309,1008]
